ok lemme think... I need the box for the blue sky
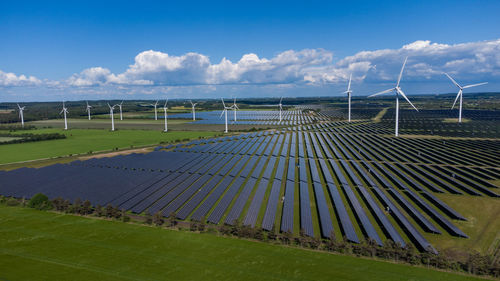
[1,0,500,101]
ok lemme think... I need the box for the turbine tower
[17,103,25,128]
[108,103,116,131]
[368,57,418,137]
[163,98,169,132]
[232,97,239,122]
[85,101,92,120]
[444,73,487,123]
[117,101,124,121]
[344,74,353,122]
[220,98,233,133]
[60,102,69,130]
[151,100,159,120]
[278,97,283,123]
[189,100,197,121]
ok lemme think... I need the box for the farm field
[0,205,482,281]
[0,128,218,165]
[27,118,277,131]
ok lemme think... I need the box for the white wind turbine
[444,73,487,123]
[151,100,159,120]
[368,57,418,137]
[232,97,239,122]
[278,97,283,123]
[344,74,353,122]
[189,100,197,121]
[85,101,92,120]
[220,98,234,133]
[60,102,69,130]
[117,101,124,120]
[108,103,116,131]
[17,103,25,128]
[163,98,169,132]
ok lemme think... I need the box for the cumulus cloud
[68,49,336,86]
[336,39,500,83]
[0,70,41,86]
[4,38,500,93]
[65,38,500,88]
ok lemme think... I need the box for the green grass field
[424,193,500,254]
[0,205,482,281]
[0,128,218,165]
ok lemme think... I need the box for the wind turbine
[151,100,159,120]
[220,98,233,133]
[189,100,197,121]
[278,97,283,123]
[368,57,418,137]
[163,98,169,132]
[444,73,487,123]
[232,97,239,122]
[108,103,116,131]
[344,74,353,122]
[117,101,124,120]
[85,101,92,120]
[60,102,69,130]
[17,103,25,127]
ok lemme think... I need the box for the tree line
[0,132,66,145]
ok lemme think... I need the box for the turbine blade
[368,88,394,97]
[221,98,225,107]
[396,57,407,87]
[280,97,283,103]
[444,73,461,88]
[451,90,461,109]
[347,73,352,91]
[219,110,225,118]
[396,88,418,111]
[463,82,488,89]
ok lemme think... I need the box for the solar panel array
[1,113,499,255]
[168,110,327,125]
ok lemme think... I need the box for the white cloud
[0,70,41,86]
[3,38,500,98]
[336,38,500,83]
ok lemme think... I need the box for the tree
[218,224,231,236]
[190,221,199,231]
[253,228,265,241]
[166,212,178,227]
[27,193,52,210]
[144,213,152,225]
[95,205,104,217]
[280,231,293,245]
[267,226,277,241]
[81,200,92,215]
[62,199,70,212]
[153,212,164,226]
[105,204,114,218]
[72,198,82,214]
[51,197,64,211]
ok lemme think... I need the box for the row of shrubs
[0,132,66,145]
[2,194,499,278]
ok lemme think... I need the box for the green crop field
[0,205,482,281]
[0,128,218,165]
